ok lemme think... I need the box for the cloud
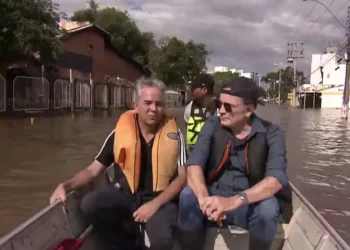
[57,0,349,76]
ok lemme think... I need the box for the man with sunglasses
[177,77,290,250]
[184,73,220,152]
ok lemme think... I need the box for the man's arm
[63,130,115,192]
[151,129,187,207]
[230,125,288,208]
[201,125,288,221]
[186,117,218,201]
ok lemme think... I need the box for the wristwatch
[237,191,248,205]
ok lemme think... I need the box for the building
[310,52,345,87]
[214,66,229,72]
[3,21,150,112]
[58,20,148,83]
[308,48,347,109]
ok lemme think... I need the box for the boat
[0,165,350,250]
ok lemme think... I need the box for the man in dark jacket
[177,77,290,250]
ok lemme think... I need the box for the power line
[305,38,347,79]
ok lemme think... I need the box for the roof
[59,21,151,76]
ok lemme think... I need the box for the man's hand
[133,200,160,223]
[201,196,243,226]
[49,183,67,205]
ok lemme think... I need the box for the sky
[56,0,348,77]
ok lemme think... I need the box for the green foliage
[263,66,305,101]
[148,37,210,86]
[71,3,157,67]
[0,0,65,66]
[212,71,239,95]
[70,1,210,86]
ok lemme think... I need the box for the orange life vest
[113,110,179,193]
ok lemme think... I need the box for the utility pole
[341,6,350,120]
[287,42,304,107]
[278,69,282,105]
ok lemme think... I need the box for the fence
[124,85,133,109]
[108,81,135,109]
[165,91,182,108]
[94,83,108,108]
[75,82,91,109]
[13,76,49,111]
[54,79,71,109]
[0,75,5,111]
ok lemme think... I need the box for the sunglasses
[218,101,248,113]
[218,101,233,112]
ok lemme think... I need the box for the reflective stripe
[186,116,205,146]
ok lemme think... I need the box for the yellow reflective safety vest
[186,98,220,147]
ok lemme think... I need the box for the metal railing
[0,74,5,111]
[94,83,108,108]
[110,85,119,108]
[75,82,91,109]
[13,76,49,111]
[54,79,71,109]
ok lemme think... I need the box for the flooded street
[1,105,350,244]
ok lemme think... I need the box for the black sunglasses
[218,101,233,112]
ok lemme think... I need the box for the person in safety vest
[50,77,187,250]
[184,73,220,152]
[177,77,291,250]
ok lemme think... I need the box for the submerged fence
[54,79,71,109]
[13,76,49,111]
[7,76,137,112]
[94,83,108,108]
[75,82,91,109]
[0,75,5,111]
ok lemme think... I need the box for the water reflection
[0,105,350,244]
[257,105,350,244]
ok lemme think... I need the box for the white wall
[214,66,229,72]
[321,86,349,108]
[310,53,346,87]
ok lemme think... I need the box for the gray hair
[135,77,166,102]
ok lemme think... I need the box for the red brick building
[58,21,149,82]
[4,21,150,111]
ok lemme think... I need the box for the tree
[212,71,239,95]
[263,66,305,101]
[71,0,98,23]
[70,1,210,86]
[0,0,64,71]
[148,37,210,86]
[71,2,156,67]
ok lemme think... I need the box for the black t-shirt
[95,127,187,194]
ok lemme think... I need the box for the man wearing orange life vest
[49,77,187,250]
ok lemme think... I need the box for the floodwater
[0,105,350,244]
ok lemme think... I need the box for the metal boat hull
[0,167,349,250]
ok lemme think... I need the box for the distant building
[212,65,261,86]
[310,52,345,87]
[214,66,229,72]
[307,47,347,109]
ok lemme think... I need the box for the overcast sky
[57,0,348,76]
